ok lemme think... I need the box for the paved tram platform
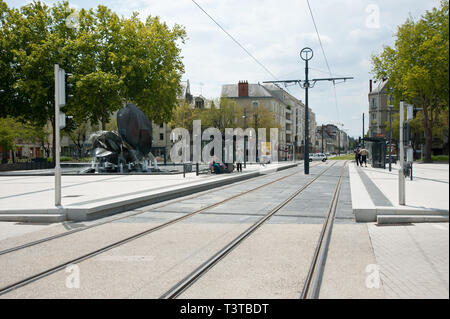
[319,161,449,299]
[0,162,297,223]
[348,161,449,223]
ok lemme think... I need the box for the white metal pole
[54,64,61,206]
[399,101,405,205]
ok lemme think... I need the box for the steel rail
[0,162,320,296]
[0,162,312,257]
[300,161,348,299]
[160,162,338,299]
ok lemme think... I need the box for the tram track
[0,161,326,296]
[0,162,316,257]
[301,161,347,298]
[159,161,345,299]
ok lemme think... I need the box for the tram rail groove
[0,162,316,257]
[160,161,339,299]
[300,161,348,299]
[0,162,324,296]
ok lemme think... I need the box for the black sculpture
[85,104,154,173]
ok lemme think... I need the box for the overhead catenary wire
[191,0,278,80]
[191,0,293,93]
[306,0,341,122]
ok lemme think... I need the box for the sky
[7,0,442,137]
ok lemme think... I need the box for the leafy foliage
[0,0,186,156]
[371,0,449,161]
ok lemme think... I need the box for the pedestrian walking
[236,149,243,172]
[359,148,369,167]
[355,146,361,166]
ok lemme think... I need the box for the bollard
[183,164,186,178]
[196,163,199,176]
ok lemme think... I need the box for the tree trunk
[422,108,433,163]
[424,128,433,162]
[101,113,106,131]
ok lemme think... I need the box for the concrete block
[354,208,377,222]
[377,215,449,224]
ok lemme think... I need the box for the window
[160,133,164,141]
[160,123,164,128]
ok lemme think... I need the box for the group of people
[355,146,369,167]
[209,155,241,174]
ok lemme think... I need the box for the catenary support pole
[321,125,324,154]
[54,64,61,207]
[389,107,392,172]
[399,101,405,205]
[263,47,353,174]
[362,113,365,148]
[304,57,310,174]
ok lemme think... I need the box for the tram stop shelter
[363,137,386,169]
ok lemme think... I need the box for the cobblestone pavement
[367,223,449,299]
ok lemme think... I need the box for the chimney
[369,80,372,93]
[238,81,249,97]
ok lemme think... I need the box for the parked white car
[309,153,327,162]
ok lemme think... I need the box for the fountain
[80,103,160,174]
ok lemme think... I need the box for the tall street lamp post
[263,47,353,175]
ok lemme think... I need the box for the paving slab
[319,224,386,299]
[367,222,449,299]
[179,224,323,299]
[0,221,256,299]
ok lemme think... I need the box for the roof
[370,79,389,94]
[221,83,273,98]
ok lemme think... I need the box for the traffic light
[64,73,74,105]
[358,137,361,144]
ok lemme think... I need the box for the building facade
[315,124,349,154]
[221,81,316,160]
[368,79,390,138]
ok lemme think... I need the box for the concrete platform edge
[0,163,298,223]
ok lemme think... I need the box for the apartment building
[221,81,316,160]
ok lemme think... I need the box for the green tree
[62,120,99,158]
[169,101,200,132]
[3,1,79,160]
[71,71,122,130]
[116,14,186,124]
[0,117,40,163]
[372,0,449,162]
[2,1,186,159]
[201,98,242,132]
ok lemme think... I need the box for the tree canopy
[0,0,186,156]
[371,0,449,161]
